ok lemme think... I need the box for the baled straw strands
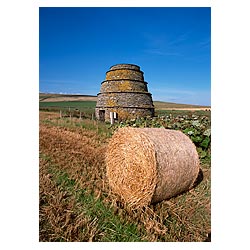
[106,127,200,208]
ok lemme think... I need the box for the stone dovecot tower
[95,64,154,121]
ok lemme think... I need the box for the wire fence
[39,105,96,119]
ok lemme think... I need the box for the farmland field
[39,97,211,242]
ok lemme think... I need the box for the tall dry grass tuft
[39,122,109,241]
[39,156,100,241]
[39,124,108,192]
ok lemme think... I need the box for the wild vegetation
[39,99,211,242]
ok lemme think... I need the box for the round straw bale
[106,127,200,207]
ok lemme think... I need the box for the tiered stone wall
[106,69,144,81]
[96,92,153,108]
[100,80,148,93]
[95,64,154,121]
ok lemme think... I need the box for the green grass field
[39,101,96,109]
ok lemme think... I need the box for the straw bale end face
[106,127,200,208]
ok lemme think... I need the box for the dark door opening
[99,110,105,122]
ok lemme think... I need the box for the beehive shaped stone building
[95,64,154,121]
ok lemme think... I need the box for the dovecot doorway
[99,110,105,122]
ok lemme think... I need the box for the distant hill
[39,93,97,102]
[153,101,210,111]
[39,93,211,111]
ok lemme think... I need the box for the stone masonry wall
[95,107,154,121]
[96,92,153,108]
[106,69,144,81]
[100,80,148,93]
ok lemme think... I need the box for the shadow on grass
[192,168,204,189]
[204,232,211,242]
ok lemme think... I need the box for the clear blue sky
[39,7,211,105]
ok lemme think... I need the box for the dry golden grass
[39,111,60,121]
[40,156,93,241]
[39,93,97,102]
[153,101,211,110]
[39,118,109,241]
[39,123,107,193]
